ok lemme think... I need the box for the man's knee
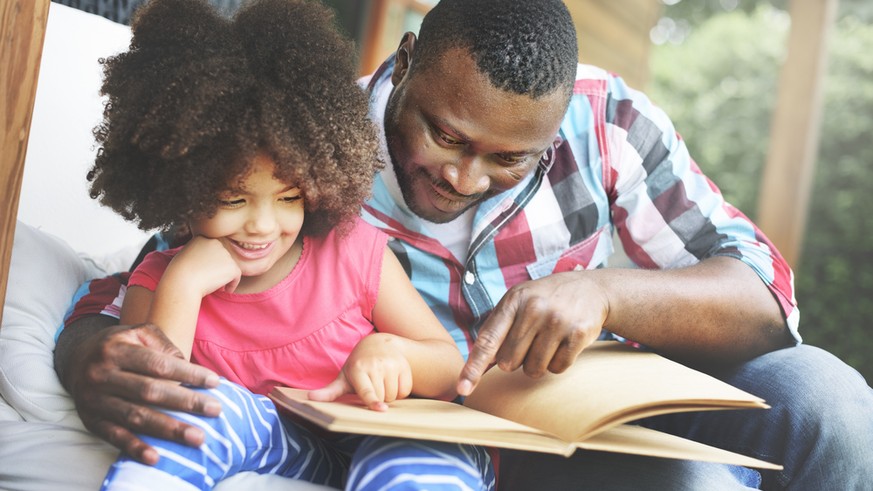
[720,345,872,427]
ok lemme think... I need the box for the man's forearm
[54,314,119,393]
[597,256,794,365]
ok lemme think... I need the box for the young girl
[86,0,494,489]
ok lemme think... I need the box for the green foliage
[795,15,873,382]
[650,5,873,382]
[649,6,788,215]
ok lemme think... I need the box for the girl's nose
[245,205,276,235]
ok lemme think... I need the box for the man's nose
[442,155,490,196]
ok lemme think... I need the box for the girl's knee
[348,438,494,490]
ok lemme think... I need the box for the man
[56,0,872,489]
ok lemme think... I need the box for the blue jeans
[498,345,873,490]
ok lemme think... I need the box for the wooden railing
[0,0,50,326]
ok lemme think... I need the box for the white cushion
[0,421,333,491]
[0,221,103,427]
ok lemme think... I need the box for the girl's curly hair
[87,0,382,237]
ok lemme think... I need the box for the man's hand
[55,317,221,465]
[457,272,607,396]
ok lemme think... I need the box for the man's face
[384,46,568,223]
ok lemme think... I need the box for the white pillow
[0,221,103,426]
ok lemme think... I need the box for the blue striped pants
[101,379,495,491]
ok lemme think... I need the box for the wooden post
[1,0,50,324]
[756,0,838,267]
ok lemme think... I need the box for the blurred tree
[649,6,787,215]
[794,14,873,381]
[649,2,873,382]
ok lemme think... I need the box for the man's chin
[408,201,468,224]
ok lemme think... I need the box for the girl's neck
[233,237,304,294]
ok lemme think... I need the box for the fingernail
[205,374,220,387]
[204,400,221,416]
[457,379,472,396]
[142,448,159,465]
[183,427,204,446]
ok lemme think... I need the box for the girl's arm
[120,237,241,360]
[371,248,464,397]
[310,247,463,409]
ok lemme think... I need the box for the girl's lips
[229,239,275,260]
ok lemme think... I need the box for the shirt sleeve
[127,249,175,291]
[592,71,799,341]
[62,272,130,327]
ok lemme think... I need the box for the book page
[578,424,781,470]
[462,342,767,442]
[270,387,576,456]
[269,384,781,469]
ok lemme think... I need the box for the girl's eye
[281,195,302,204]
[218,198,245,208]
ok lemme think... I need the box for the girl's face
[189,153,304,286]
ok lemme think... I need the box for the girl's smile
[190,153,305,292]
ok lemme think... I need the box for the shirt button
[464,271,475,285]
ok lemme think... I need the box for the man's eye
[439,132,462,145]
[499,155,525,165]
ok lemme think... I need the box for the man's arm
[54,315,221,464]
[458,256,793,396]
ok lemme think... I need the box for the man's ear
[391,32,417,86]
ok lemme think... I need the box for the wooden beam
[1,0,51,324]
[358,0,391,75]
[756,0,838,267]
[566,0,663,90]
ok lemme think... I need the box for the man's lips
[427,180,477,212]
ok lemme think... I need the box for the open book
[270,341,781,470]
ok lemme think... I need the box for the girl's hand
[308,333,413,411]
[166,236,242,296]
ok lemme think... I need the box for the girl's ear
[171,222,194,248]
[391,32,417,86]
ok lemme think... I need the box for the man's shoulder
[570,63,626,97]
[575,63,612,82]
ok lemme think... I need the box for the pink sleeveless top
[129,218,387,395]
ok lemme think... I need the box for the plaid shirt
[361,60,799,360]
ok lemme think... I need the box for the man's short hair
[414,0,578,98]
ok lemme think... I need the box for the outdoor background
[650,0,873,382]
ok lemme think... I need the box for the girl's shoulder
[128,246,183,289]
[318,217,388,253]
[307,218,389,282]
